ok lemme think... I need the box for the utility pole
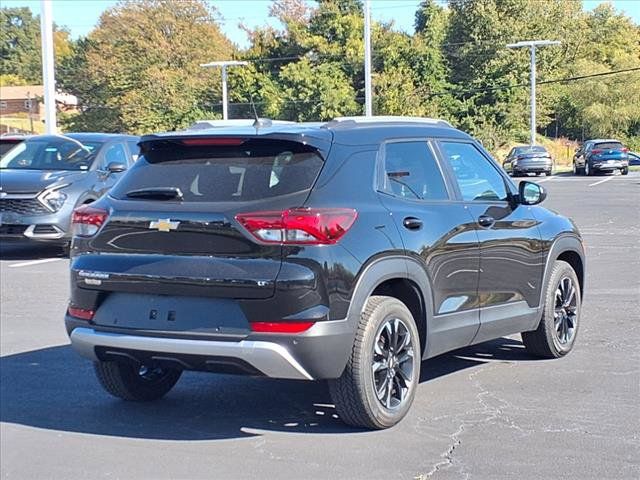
[40,0,56,134]
[507,40,560,145]
[363,0,372,116]
[27,91,34,133]
[200,60,248,120]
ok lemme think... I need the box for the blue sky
[4,0,640,48]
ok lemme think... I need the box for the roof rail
[326,116,453,128]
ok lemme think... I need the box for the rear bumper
[592,161,627,171]
[66,316,356,380]
[70,327,315,380]
[513,160,552,173]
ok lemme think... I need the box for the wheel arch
[543,235,586,300]
[347,255,434,358]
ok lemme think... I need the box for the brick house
[0,85,78,132]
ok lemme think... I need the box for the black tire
[621,167,629,175]
[545,170,552,177]
[585,161,592,176]
[329,296,421,429]
[522,260,581,358]
[94,361,182,401]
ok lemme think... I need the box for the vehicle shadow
[0,338,536,441]
[0,242,65,261]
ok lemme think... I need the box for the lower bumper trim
[70,327,314,380]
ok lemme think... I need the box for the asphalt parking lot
[1,172,639,480]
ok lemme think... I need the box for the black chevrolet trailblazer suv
[65,117,585,429]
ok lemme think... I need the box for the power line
[71,67,639,113]
[428,67,640,99]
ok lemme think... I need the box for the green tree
[60,0,233,133]
[0,73,28,86]
[279,59,359,120]
[554,4,640,143]
[0,7,73,84]
[373,1,455,118]
[0,7,42,83]
[444,0,586,147]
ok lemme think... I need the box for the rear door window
[110,139,324,202]
[381,141,448,201]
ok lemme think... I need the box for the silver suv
[0,133,139,250]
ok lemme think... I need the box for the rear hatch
[74,136,327,300]
[591,141,627,161]
[516,147,551,163]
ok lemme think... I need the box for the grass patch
[0,115,45,134]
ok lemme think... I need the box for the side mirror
[106,162,127,173]
[518,181,546,205]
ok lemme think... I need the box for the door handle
[477,215,495,228]
[403,217,423,230]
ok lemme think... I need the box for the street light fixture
[507,40,561,145]
[200,60,248,120]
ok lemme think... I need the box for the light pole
[363,0,372,116]
[40,0,56,134]
[507,40,560,145]
[200,60,248,120]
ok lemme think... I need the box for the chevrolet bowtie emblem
[149,219,180,232]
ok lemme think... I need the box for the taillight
[68,305,95,320]
[72,205,108,237]
[236,208,357,245]
[250,321,315,333]
[591,149,603,154]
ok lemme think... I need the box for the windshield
[0,141,23,157]
[0,137,102,171]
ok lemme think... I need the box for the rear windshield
[514,146,547,154]
[594,142,624,150]
[110,139,324,202]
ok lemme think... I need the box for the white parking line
[588,176,615,187]
[8,258,62,268]
[536,176,555,183]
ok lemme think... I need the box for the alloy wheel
[372,318,416,410]
[554,277,578,345]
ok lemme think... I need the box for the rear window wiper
[126,187,183,200]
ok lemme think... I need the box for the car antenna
[251,95,271,130]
